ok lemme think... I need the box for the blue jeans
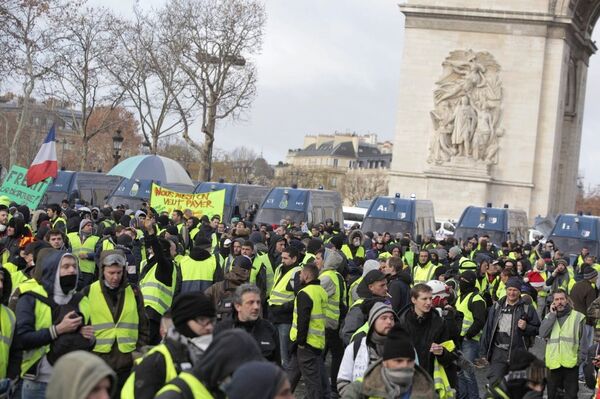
[458,338,479,399]
[276,323,292,369]
[21,380,47,399]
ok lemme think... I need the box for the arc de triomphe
[389,1,600,221]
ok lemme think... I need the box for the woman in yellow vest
[81,250,148,391]
[155,329,263,399]
[0,266,16,380]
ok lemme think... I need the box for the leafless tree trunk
[161,0,266,181]
[105,7,193,156]
[46,6,123,171]
[0,0,62,168]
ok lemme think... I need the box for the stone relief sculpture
[427,50,504,165]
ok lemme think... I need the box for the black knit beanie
[383,328,415,361]
[172,292,216,338]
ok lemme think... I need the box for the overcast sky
[101,0,600,187]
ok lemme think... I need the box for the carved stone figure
[427,50,504,165]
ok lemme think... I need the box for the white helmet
[426,280,449,299]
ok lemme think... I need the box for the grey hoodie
[320,248,344,329]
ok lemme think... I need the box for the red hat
[524,270,545,288]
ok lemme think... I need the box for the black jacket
[388,271,412,315]
[479,297,540,361]
[292,279,321,350]
[214,317,281,365]
[268,263,301,325]
[396,306,453,375]
[458,288,487,339]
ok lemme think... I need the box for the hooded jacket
[342,360,436,399]
[319,248,345,329]
[14,251,88,381]
[205,264,250,319]
[267,234,285,268]
[46,350,117,399]
[388,270,412,315]
[81,250,149,372]
[341,277,387,345]
[156,329,264,399]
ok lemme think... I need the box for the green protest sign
[0,165,51,209]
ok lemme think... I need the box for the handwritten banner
[150,183,225,219]
[0,165,50,209]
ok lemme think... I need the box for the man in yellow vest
[341,230,366,263]
[0,266,17,381]
[121,292,216,398]
[139,216,178,345]
[67,219,99,288]
[15,251,94,398]
[155,329,262,399]
[539,289,586,399]
[315,247,347,394]
[178,237,221,294]
[456,271,487,399]
[413,249,439,284]
[287,262,329,398]
[82,250,148,391]
[46,204,66,233]
[268,246,302,369]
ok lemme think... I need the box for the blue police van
[454,205,528,245]
[548,214,600,258]
[43,171,123,207]
[360,195,436,238]
[194,182,270,223]
[254,187,343,225]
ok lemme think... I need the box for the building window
[333,159,338,167]
[331,177,337,187]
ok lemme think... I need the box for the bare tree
[46,6,123,170]
[161,0,266,181]
[105,7,194,154]
[342,169,389,206]
[0,0,67,168]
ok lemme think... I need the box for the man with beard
[121,292,217,398]
[214,283,280,364]
[413,250,439,285]
[545,258,574,295]
[222,238,243,274]
[539,289,587,399]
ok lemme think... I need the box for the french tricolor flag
[26,125,58,187]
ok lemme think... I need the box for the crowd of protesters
[1,198,600,398]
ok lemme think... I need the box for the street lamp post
[112,129,124,166]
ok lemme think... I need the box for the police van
[454,205,528,245]
[548,214,600,258]
[254,187,343,225]
[43,171,123,207]
[194,182,271,223]
[107,178,195,210]
[360,195,436,238]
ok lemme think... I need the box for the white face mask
[0,224,6,232]
[353,238,361,246]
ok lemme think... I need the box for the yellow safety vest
[320,269,346,326]
[88,282,139,354]
[348,276,363,308]
[18,280,53,376]
[155,371,214,398]
[413,262,438,284]
[341,245,365,260]
[139,261,178,316]
[458,257,477,273]
[433,340,456,399]
[250,254,274,294]
[456,292,485,341]
[545,310,585,369]
[302,252,315,266]
[290,283,327,350]
[67,232,99,274]
[179,255,217,291]
[121,343,177,399]
[0,304,15,378]
[496,280,506,301]
[102,239,116,251]
[52,217,67,230]
[268,265,301,306]
[402,251,415,269]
